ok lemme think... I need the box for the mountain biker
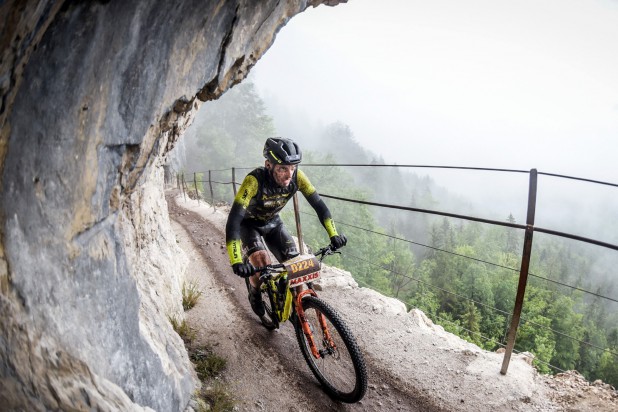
[225,137,347,318]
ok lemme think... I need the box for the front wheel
[294,296,368,403]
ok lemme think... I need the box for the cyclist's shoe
[248,284,265,317]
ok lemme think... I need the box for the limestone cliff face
[0,1,345,410]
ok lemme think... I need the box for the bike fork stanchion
[318,313,337,350]
[501,169,537,375]
[295,289,321,358]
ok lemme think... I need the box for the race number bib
[284,254,321,287]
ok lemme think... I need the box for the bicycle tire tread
[294,295,368,403]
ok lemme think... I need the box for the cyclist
[225,137,347,318]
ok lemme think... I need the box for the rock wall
[0,1,345,410]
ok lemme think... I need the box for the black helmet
[263,137,302,165]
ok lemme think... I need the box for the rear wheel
[294,296,367,403]
[245,278,277,330]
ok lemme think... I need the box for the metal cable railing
[353,247,618,359]
[329,215,521,272]
[319,193,618,252]
[298,209,618,305]
[299,210,618,361]
[301,163,618,188]
[178,162,618,378]
[183,166,618,298]
[537,171,618,188]
[352,247,618,373]
[345,250,512,317]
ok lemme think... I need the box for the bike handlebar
[314,244,338,258]
[251,243,343,277]
[252,263,285,273]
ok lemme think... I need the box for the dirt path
[167,190,618,412]
[167,192,439,412]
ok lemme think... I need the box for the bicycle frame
[257,248,338,359]
[250,245,367,403]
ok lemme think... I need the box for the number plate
[284,254,321,287]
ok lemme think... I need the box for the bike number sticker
[284,255,321,286]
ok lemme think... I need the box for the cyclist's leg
[247,251,270,284]
[240,225,270,316]
[241,225,270,285]
[262,219,299,263]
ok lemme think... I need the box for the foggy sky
[251,0,618,184]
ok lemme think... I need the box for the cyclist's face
[271,164,296,187]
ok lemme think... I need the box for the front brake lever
[319,248,341,262]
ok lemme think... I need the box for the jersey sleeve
[297,169,339,238]
[225,174,259,264]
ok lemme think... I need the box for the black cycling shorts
[240,216,299,263]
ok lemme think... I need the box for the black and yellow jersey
[225,167,338,265]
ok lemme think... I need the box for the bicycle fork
[295,289,337,359]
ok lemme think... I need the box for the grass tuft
[188,344,235,411]
[190,346,227,380]
[174,280,235,410]
[169,315,196,344]
[182,281,203,310]
[201,382,236,412]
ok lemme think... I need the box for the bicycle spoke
[295,296,367,403]
[307,310,357,392]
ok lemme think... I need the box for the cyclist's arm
[297,169,339,238]
[225,174,258,265]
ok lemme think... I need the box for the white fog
[248,0,618,246]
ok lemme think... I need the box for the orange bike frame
[294,288,337,359]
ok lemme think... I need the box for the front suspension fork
[294,289,337,359]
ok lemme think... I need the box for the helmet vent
[263,137,302,165]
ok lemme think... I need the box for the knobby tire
[294,295,368,403]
